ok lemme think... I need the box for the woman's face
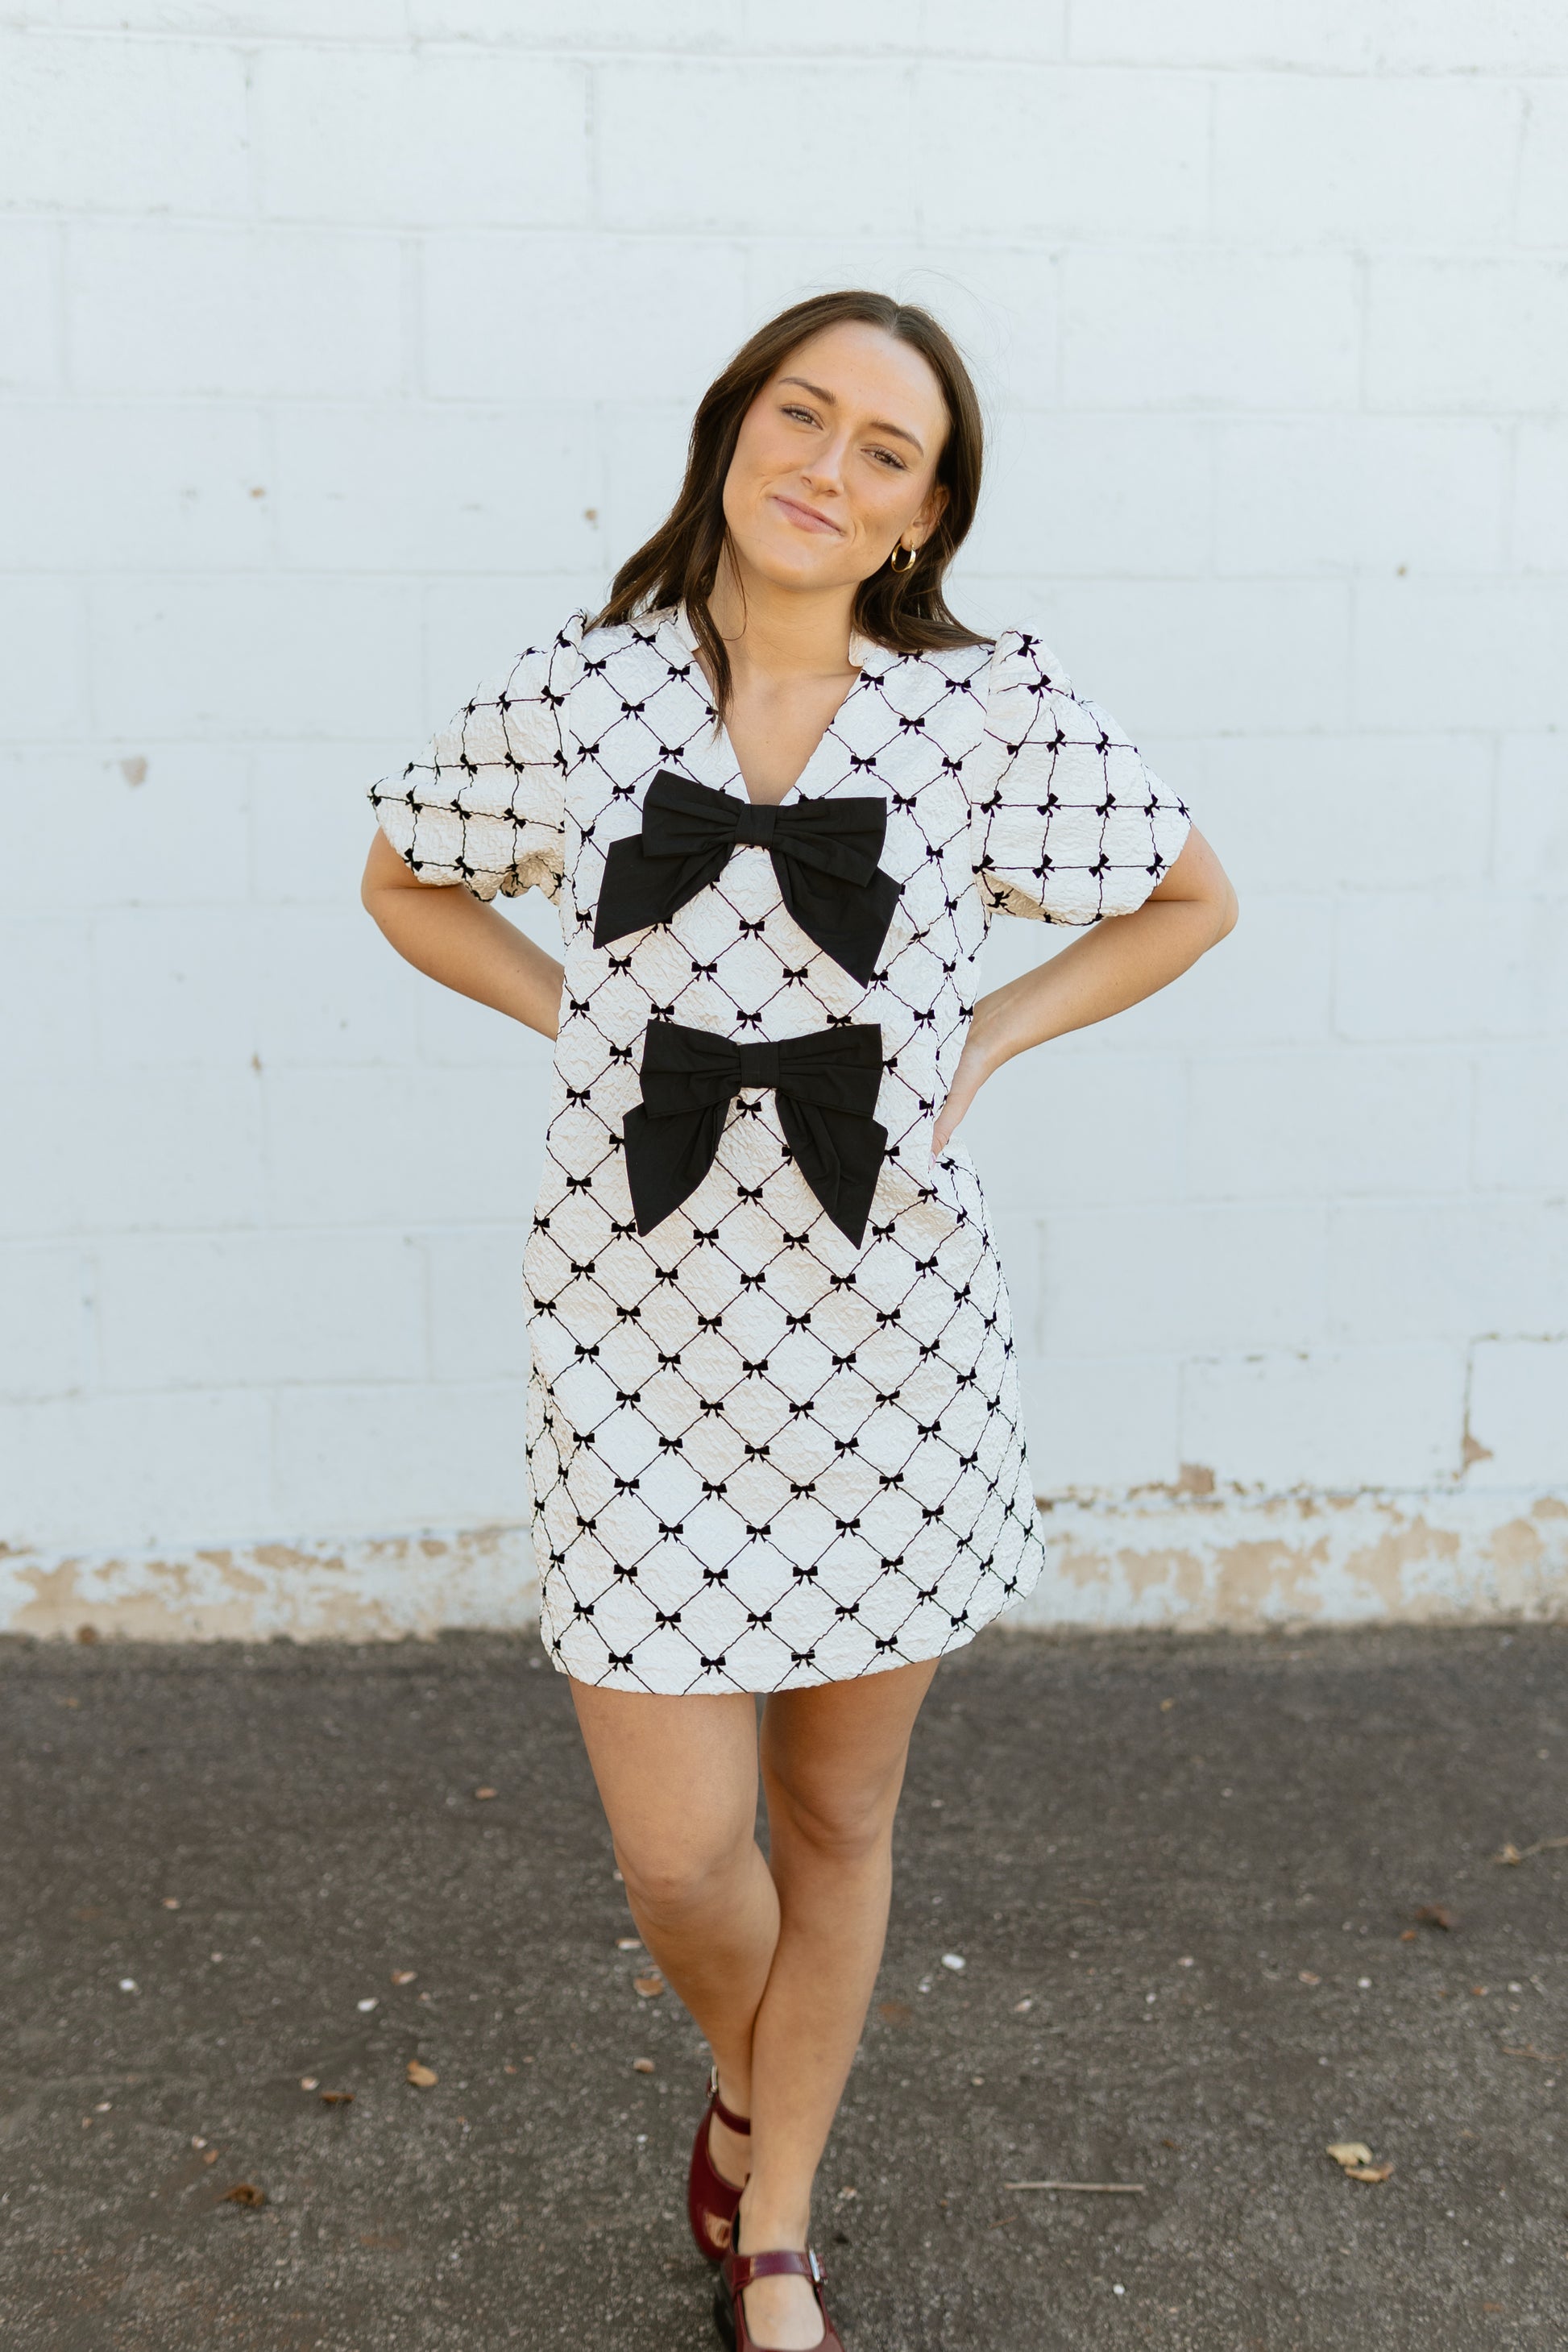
[721,320,951,599]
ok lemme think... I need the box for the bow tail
[623,1099,730,1234]
[777,1095,888,1248]
[773,855,902,985]
[595,836,731,948]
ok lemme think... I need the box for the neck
[703,545,859,685]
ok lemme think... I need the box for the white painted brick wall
[2,2,1565,1641]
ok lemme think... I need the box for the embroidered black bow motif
[594,771,900,985]
[623,1021,887,1247]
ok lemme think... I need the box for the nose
[799,429,851,493]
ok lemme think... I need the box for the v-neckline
[661,604,886,811]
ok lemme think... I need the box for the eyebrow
[777,375,925,456]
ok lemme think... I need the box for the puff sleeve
[972,628,1191,926]
[368,640,567,903]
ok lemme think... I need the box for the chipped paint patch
[0,1527,539,1645]
[2,1490,1564,1642]
[1013,1486,1568,1632]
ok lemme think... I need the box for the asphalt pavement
[3,1621,1566,2350]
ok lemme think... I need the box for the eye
[781,404,818,425]
[867,446,907,471]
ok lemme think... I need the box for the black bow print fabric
[595,771,901,985]
[623,1020,888,1247]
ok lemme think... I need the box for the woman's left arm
[932,825,1238,1154]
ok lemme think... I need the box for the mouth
[770,493,843,538]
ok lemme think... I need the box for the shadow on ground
[2,1623,1566,2350]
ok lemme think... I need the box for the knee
[616,1830,750,1928]
[767,1775,893,1868]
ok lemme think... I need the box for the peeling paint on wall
[0,1529,539,1645]
[3,1489,1564,1645]
[1015,1486,1568,1633]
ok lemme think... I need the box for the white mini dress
[371,603,1190,1695]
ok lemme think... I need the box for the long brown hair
[589,290,992,719]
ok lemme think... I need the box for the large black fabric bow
[594,771,899,985]
[623,1021,887,1247]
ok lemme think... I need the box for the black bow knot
[594,771,900,984]
[736,1039,781,1089]
[623,1020,887,1246]
[732,801,778,847]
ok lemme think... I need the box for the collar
[651,602,901,682]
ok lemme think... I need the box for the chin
[736,528,857,595]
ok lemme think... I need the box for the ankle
[712,2064,752,2122]
[736,2187,811,2252]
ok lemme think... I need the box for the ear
[912,480,949,543]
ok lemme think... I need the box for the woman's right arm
[361,829,564,1041]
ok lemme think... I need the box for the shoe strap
[724,2246,824,2292]
[707,2063,752,2137]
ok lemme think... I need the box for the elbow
[361,832,404,927]
[1212,879,1239,944]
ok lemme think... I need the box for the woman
[363,290,1236,2352]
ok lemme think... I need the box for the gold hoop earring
[889,541,918,573]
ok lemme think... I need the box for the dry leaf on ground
[632,2057,655,2073]
[406,2060,438,2089]
[1005,2180,1146,2195]
[1497,1835,1568,1865]
[319,2090,354,2105]
[633,1972,666,1998]
[222,2182,266,2205]
[1298,1971,1321,1985]
[474,1786,496,1801]
[1345,2163,1394,2183]
[1326,2142,1372,2167]
[391,1969,417,1985]
[1415,1905,1456,1931]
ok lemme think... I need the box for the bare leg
[569,1682,774,2192]
[736,1657,938,2347]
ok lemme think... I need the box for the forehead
[765,320,948,435]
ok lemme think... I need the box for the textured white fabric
[370,604,1191,1692]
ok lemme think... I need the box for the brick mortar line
[23,215,1568,254]
[8,26,1568,75]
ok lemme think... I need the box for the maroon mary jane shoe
[713,2245,844,2352]
[687,2064,751,2263]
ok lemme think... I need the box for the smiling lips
[771,492,842,537]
